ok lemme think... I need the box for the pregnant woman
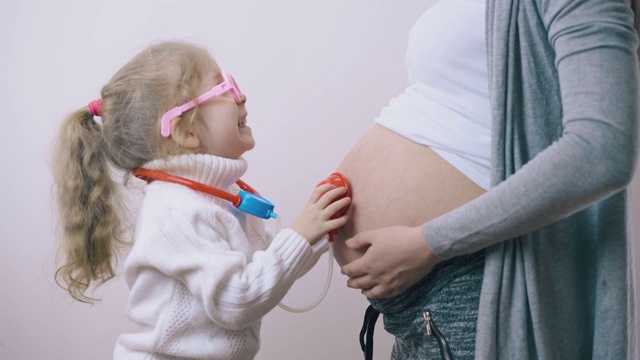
[333,0,639,359]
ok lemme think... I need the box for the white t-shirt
[375,0,491,190]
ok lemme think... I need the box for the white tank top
[375,0,491,190]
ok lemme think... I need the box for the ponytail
[52,107,125,303]
[52,41,217,303]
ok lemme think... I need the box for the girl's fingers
[326,215,349,230]
[317,186,348,206]
[309,183,335,203]
[325,197,351,215]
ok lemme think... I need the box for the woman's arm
[425,0,639,257]
[343,0,639,298]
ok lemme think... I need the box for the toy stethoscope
[132,168,278,219]
[133,168,350,313]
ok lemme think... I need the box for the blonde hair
[52,41,213,303]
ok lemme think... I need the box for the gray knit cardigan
[423,0,639,358]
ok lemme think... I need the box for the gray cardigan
[423,0,639,358]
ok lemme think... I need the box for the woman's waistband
[369,249,485,315]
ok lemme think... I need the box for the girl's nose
[237,93,247,104]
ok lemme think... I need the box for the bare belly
[332,124,486,266]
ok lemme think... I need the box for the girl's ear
[170,117,200,148]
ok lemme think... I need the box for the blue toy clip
[237,190,278,219]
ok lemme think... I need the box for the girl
[52,40,350,359]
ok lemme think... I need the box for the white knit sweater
[113,154,328,360]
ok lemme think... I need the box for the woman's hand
[291,184,351,245]
[341,225,442,299]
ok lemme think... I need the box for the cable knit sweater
[113,154,328,360]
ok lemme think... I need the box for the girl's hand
[291,184,351,245]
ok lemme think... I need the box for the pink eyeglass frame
[160,71,242,138]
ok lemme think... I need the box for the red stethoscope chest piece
[315,172,351,241]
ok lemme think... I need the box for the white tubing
[277,242,333,313]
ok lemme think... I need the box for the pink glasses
[160,71,242,138]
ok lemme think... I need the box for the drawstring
[359,306,454,360]
[360,305,380,360]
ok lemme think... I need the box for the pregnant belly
[332,124,486,266]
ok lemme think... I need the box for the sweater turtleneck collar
[142,154,248,190]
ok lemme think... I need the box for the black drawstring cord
[360,306,455,360]
[360,305,380,360]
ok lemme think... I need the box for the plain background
[0,1,638,360]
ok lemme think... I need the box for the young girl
[52,40,350,359]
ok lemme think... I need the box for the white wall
[0,1,638,360]
[0,1,432,359]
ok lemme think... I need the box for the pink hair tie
[88,99,102,117]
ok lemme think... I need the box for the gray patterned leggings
[363,250,484,360]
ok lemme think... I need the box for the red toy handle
[316,172,351,241]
